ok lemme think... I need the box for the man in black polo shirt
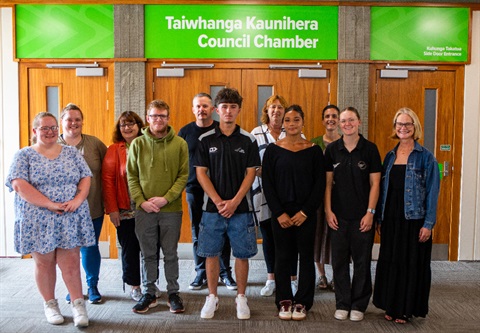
[194,88,260,320]
[178,93,236,291]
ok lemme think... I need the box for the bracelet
[300,210,308,218]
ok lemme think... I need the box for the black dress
[373,165,432,320]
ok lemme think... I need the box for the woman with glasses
[324,107,382,322]
[5,112,94,327]
[102,111,144,302]
[373,108,440,324]
[59,103,107,304]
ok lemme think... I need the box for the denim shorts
[197,212,258,259]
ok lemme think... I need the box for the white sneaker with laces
[71,298,89,327]
[291,280,298,296]
[44,299,64,325]
[201,294,219,319]
[235,294,250,320]
[260,280,276,296]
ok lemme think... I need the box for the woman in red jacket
[102,111,144,301]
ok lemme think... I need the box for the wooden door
[369,64,464,260]
[241,65,337,138]
[150,68,242,243]
[20,63,117,257]
[150,63,336,243]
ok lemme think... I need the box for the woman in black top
[324,107,382,322]
[262,105,326,321]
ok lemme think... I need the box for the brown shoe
[278,300,292,320]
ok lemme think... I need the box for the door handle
[443,161,450,177]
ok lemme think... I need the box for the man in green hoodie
[127,99,189,314]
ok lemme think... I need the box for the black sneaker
[132,293,158,314]
[220,275,237,290]
[167,293,185,313]
[189,275,207,290]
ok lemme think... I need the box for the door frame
[18,61,117,258]
[368,63,464,261]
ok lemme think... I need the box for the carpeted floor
[0,257,479,333]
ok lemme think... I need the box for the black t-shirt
[178,120,218,193]
[194,125,261,213]
[325,135,382,220]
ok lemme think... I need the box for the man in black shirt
[178,93,235,291]
[194,88,260,320]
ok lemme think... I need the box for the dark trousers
[260,218,298,276]
[272,214,316,311]
[186,190,232,279]
[116,217,141,286]
[331,217,375,312]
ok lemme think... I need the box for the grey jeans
[135,210,182,296]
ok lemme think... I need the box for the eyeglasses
[395,122,414,129]
[37,126,59,132]
[119,122,137,128]
[148,114,168,120]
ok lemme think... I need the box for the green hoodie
[127,125,188,212]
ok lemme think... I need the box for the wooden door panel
[26,65,116,257]
[241,67,336,140]
[153,68,242,243]
[372,67,456,249]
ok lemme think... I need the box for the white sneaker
[350,310,364,321]
[260,280,276,296]
[235,294,250,320]
[44,299,64,325]
[334,309,349,321]
[291,280,298,296]
[130,287,142,302]
[71,298,89,327]
[201,294,219,319]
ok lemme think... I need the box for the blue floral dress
[5,146,96,255]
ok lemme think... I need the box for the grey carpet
[0,258,479,332]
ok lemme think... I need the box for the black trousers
[330,217,375,312]
[116,217,141,286]
[272,214,316,311]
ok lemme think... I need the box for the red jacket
[102,142,131,214]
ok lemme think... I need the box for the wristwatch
[367,208,376,214]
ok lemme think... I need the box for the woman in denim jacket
[373,107,440,324]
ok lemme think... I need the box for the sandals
[385,313,408,324]
[317,276,328,289]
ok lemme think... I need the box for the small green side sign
[16,5,114,59]
[371,7,469,62]
[145,5,338,60]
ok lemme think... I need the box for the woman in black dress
[373,107,440,324]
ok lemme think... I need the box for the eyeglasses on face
[148,114,168,120]
[119,122,137,128]
[37,126,59,132]
[395,122,414,129]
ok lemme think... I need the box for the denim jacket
[377,141,440,230]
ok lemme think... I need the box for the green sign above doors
[371,7,469,62]
[145,5,338,60]
[16,5,114,59]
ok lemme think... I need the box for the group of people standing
[5,87,440,327]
